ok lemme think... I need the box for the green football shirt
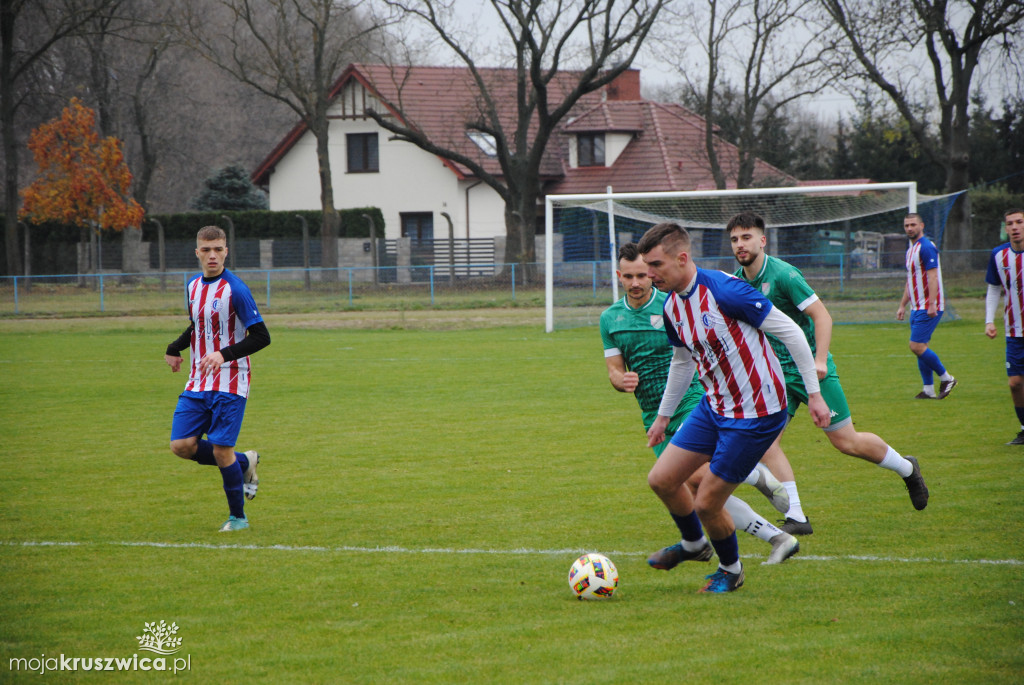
[734,255,835,378]
[600,290,673,413]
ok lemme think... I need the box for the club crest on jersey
[211,299,222,312]
[761,283,771,295]
[650,315,664,329]
[700,312,720,328]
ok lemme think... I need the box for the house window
[578,133,605,167]
[401,213,433,243]
[347,133,379,173]
[467,131,498,157]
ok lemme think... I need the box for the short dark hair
[637,222,690,256]
[618,242,641,262]
[197,225,227,243]
[726,211,766,233]
[1004,208,1024,219]
[905,212,924,224]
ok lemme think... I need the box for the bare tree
[0,0,119,275]
[820,0,1024,257]
[180,0,387,275]
[366,0,665,271]
[654,0,834,189]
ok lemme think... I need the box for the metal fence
[0,248,993,322]
[0,263,536,317]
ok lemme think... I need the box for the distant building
[252,63,797,245]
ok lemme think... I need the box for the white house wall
[266,116,509,241]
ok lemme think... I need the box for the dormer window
[578,133,605,167]
[468,131,498,157]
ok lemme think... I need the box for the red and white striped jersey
[663,269,787,419]
[183,269,263,398]
[905,236,945,312]
[987,243,1024,337]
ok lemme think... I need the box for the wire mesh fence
[1,247,991,326]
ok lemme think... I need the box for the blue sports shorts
[909,309,944,343]
[669,396,788,483]
[171,391,247,447]
[1007,337,1024,377]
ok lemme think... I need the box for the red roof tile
[252,63,800,195]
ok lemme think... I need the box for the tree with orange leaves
[20,98,144,235]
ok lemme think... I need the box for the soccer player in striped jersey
[164,226,271,532]
[730,212,930,534]
[601,244,798,569]
[637,222,829,593]
[897,213,957,399]
[985,208,1024,444]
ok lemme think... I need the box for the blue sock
[1015,406,1024,427]
[671,511,704,542]
[219,462,245,519]
[709,532,740,567]
[193,439,217,466]
[235,451,249,473]
[917,349,945,385]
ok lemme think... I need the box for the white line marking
[3,540,1021,566]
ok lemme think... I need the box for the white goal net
[544,182,960,331]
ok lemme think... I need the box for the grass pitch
[0,306,1020,683]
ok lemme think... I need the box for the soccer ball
[568,553,618,600]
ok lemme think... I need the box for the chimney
[605,69,641,101]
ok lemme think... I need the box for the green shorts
[784,367,852,432]
[643,379,706,458]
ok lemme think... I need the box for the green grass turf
[0,309,1021,683]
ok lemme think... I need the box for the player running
[638,222,829,593]
[164,225,270,532]
[600,243,798,569]
[729,211,929,532]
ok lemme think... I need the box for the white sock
[940,371,954,382]
[681,537,707,552]
[742,468,761,487]
[725,496,783,542]
[719,560,743,574]
[878,445,913,478]
[782,481,806,521]
[922,384,936,396]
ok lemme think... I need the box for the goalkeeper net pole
[543,181,936,332]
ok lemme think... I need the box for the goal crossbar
[544,182,918,332]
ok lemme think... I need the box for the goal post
[543,182,940,332]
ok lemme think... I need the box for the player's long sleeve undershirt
[986,283,1002,324]
[758,307,820,396]
[165,321,271,360]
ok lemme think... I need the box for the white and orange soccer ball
[568,553,618,600]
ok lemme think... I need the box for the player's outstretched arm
[759,308,830,423]
[649,347,695,447]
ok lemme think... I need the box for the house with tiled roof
[252,63,797,254]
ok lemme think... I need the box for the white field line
[2,540,1021,566]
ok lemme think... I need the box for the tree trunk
[940,107,972,269]
[1,0,22,276]
[313,125,338,281]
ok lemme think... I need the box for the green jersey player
[728,211,930,533]
[601,243,798,568]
